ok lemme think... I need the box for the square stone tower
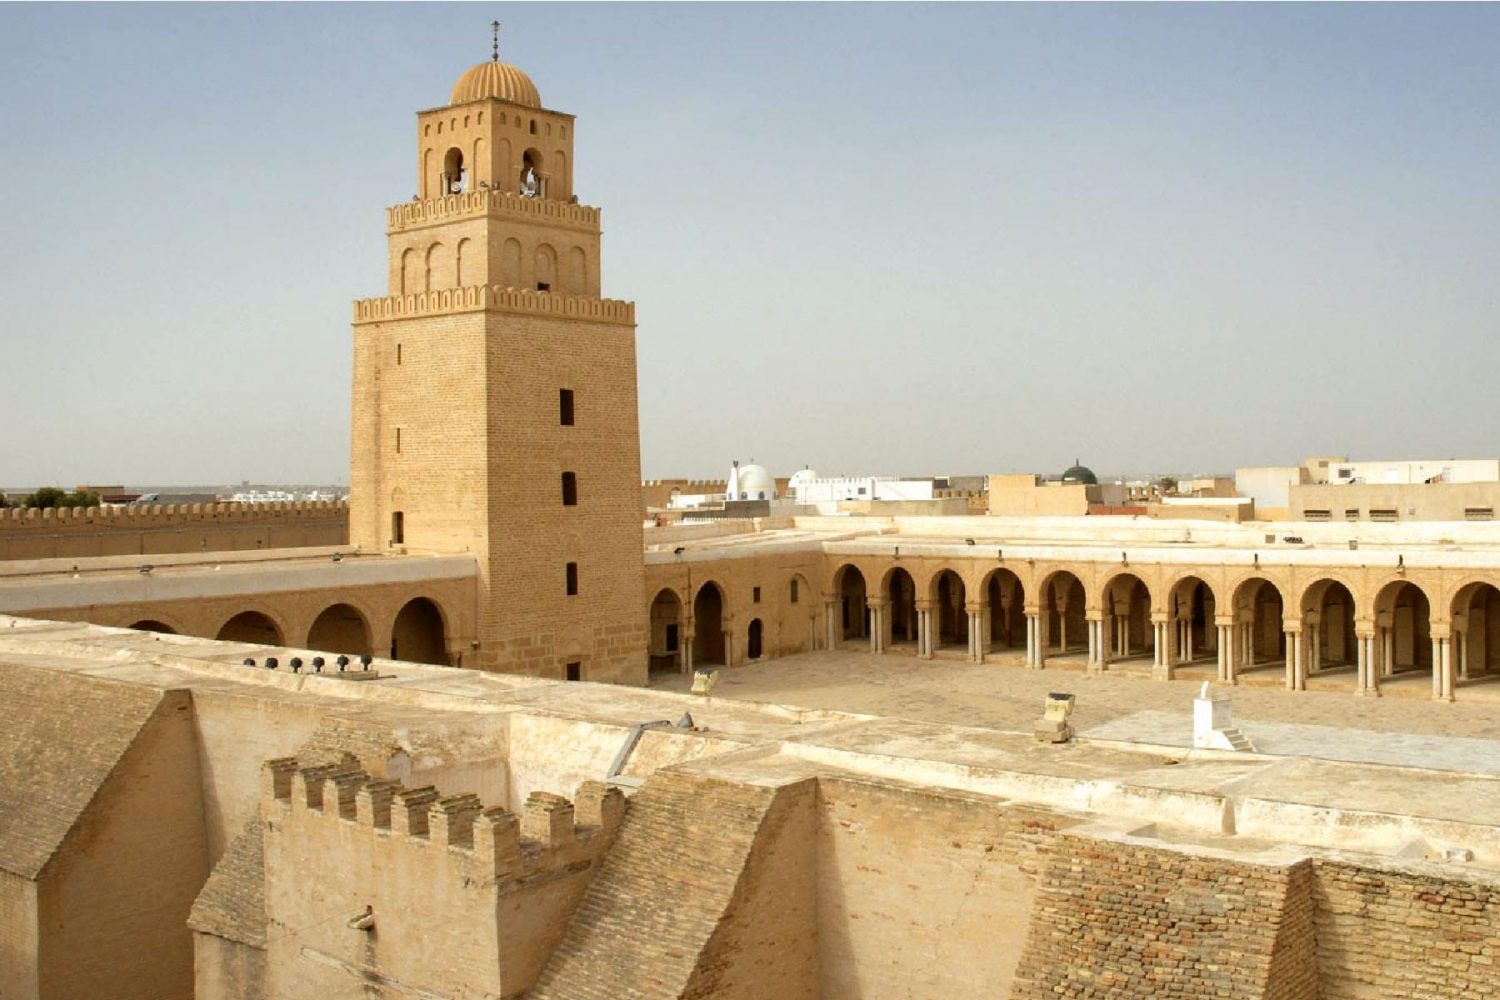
[350,44,647,684]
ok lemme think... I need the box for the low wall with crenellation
[0,502,348,561]
[259,758,624,1000]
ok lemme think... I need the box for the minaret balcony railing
[386,189,600,233]
[353,284,634,326]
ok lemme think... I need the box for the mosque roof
[451,59,541,108]
[1061,460,1098,485]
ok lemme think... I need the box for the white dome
[788,468,818,489]
[730,463,776,501]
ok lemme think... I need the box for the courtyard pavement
[649,647,1500,773]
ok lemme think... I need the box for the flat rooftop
[645,513,1500,565]
[5,615,1500,872]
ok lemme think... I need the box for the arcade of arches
[642,554,1500,701]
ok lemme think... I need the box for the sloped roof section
[0,660,163,879]
[189,819,267,948]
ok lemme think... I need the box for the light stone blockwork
[5,617,1499,999]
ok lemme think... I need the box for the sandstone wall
[815,779,1071,999]
[38,691,209,1000]
[0,874,38,1000]
[0,502,347,562]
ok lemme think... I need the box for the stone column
[825,601,839,651]
[1284,627,1304,691]
[1356,630,1380,697]
[967,607,984,663]
[1149,616,1170,679]
[1087,615,1106,673]
[1215,623,1232,683]
[1382,626,1395,678]
[1440,633,1455,701]
[1025,611,1044,669]
[916,603,934,661]
[867,599,887,655]
[723,629,734,668]
[681,630,695,673]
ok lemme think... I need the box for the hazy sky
[2,3,1497,486]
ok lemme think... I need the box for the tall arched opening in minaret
[306,603,372,658]
[442,146,466,193]
[520,148,543,197]
[217,611,283,646]
[391,597,446,665]
[692,582,726,666]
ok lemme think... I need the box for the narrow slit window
[559,388,575,426]
[395,427,402,454]
[391,511,405,545]
[566,562,579,596]
[561,472,578,506]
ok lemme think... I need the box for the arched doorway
[649,588,683,673]
[1302,579,1357,685]
[1169,576,1214,665]
[747,618,763,660]
[1103,573,1150,662]
[693,582,726,666]
[934,570,967,650]
[128,620,176,635]
[1042,571,1087,659]
[391,597,446,665]
[1374,581,1432,683]
[835,565,867,643]
[985,569,1025,653]
[306,603,371,657]
[886,568,918,648]
[1452,582,1500,689]
[1231,579,1285,679]
[216,611,282,646]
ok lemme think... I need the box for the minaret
[349,35,647,683]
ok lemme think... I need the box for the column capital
[914,600,935,612]
[964,601,985,615]
[865,597,889,611]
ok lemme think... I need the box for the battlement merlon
[352,285,635,327]
[387,189,601,236]
[262,758,626,886]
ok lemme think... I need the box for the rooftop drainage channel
[607,716,694,789]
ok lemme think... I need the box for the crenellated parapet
[0,499,347,528]
[261,757,625,886]
[352,284,634,326]
[386,189,601,234]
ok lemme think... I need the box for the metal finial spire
[491,20,501,61]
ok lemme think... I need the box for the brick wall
[1312,857,1500,999]
[1010,833,1319,1000]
